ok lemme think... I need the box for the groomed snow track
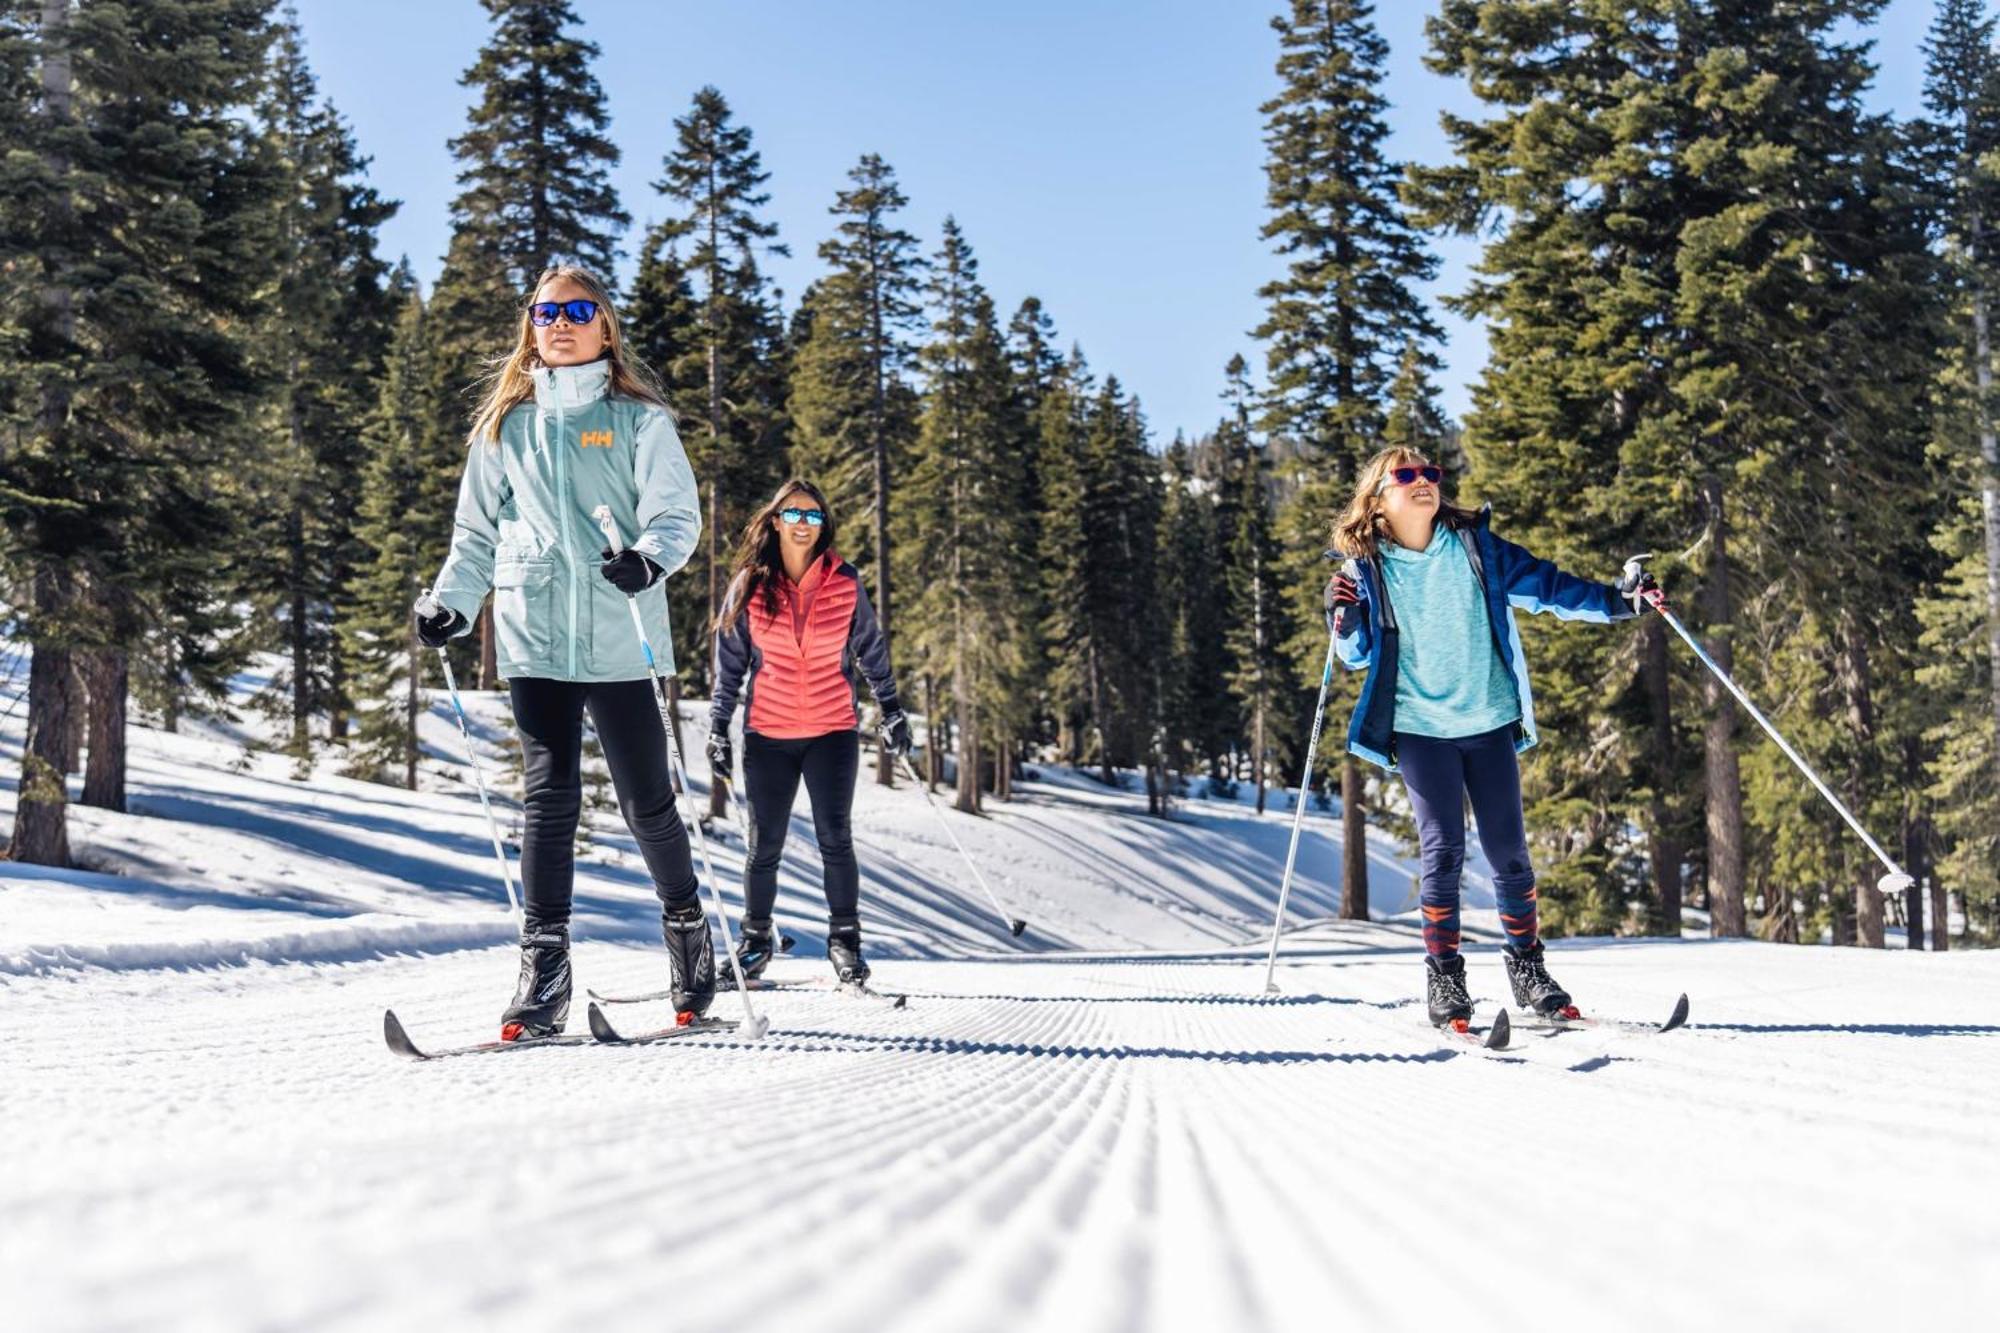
[7,930,1997,1331]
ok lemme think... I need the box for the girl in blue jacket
[1324,448,1664,1029]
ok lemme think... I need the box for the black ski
[383,1008,595,1061]
[1434,1007,1510,1051]
[1511,993,1690,1037]
[834,980,909,1010]
[586,1001,740,1046]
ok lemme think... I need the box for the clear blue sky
[294,0,1938,444]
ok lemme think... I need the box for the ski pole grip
[592,504,624,554]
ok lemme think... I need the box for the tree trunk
[12,571,75,867]
[1970,269,2000,812]
[478,601,498,690]
[59,655,83,774]
[81,646,127,811]
[13,5,75,864]
[1338,757,1367,919]
[1643,616,1682,935]
[290,503,311,762]
[923,675,940,790]
[996,739,1012,802]
[1700,473,1747,937]
[1252,696,1266,815]
[1838,630,1885,949]
[404,606,421,791]
[1931,876,1950,953]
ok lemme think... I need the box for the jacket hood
[531,358,611,411]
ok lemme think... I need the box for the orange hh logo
[578,430,614,449]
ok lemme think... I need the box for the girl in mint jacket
[419,266,712,1041]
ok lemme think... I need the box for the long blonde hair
[1331,447,1481,558]
[467,265,673,444]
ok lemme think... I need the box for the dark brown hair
[716,478,838,630]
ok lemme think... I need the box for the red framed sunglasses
[1377,464,1443,493]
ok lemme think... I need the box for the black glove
[705,729,733,781]
[415,601,466,649]
[1617,567,1668,613]
[879,709,912,757]
[1325,571,1363,635]
[599,547,662,595]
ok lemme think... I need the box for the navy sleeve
[709,576,754,727]
[846,575,900,712]
[1491,533,1631,623]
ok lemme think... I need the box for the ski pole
[414,590,522,923]
[1623,554,1916,898]
[594,506,769,1039]
[898,752,1028,939]
[1259,629,1340,995]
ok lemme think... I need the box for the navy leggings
[741,728,861,930]
[1395,724,1540,959]
[511,676,699,931]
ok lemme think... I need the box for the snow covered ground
[3,653,1996,1331]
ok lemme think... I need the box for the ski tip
[1010,918,1028,938]
[1486,1008,1512,1050]
[1662,993,1691,1034]
[383,1009,426,1060]
[586,1001,623,1044]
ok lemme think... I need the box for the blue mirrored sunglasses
[529,299,600,327]
[778,507,825,527]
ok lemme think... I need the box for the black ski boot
[501,925,572,1041]
[1425,953,1473,1028]
[662,900,717,1018]
[827,919,870,985]
[731,920,779,984]
[1503,940,1575,1017]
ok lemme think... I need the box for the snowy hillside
[3,655,1996,1331]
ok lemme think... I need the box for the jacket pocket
[493,557,555,668]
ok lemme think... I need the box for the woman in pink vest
[707,479,908,986]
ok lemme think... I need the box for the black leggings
[510,676,698,931]
[741,728,860,929]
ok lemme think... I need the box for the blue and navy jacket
[1331,507,1635,772]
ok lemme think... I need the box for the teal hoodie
[431,359,700,681]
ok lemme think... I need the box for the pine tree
[1921,0,2000,946]
[898,219,1029,813]
[430,0,627,687]
[653,86,790,721]
[1,0,281,862]
[1257,0,1442,919]
[239,10,397,770]
[1219,355,1287,815]
[1415,0,1940,941]
[786,155,926,783]
[344,263,457,787]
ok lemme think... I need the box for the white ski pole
[414,590,522,924]
[1623,554,1915,899]
[898,751,1028,939]
[1259,629,1340,995]
[594,506,769,1039]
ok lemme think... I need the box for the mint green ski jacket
[431,359,701,681]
